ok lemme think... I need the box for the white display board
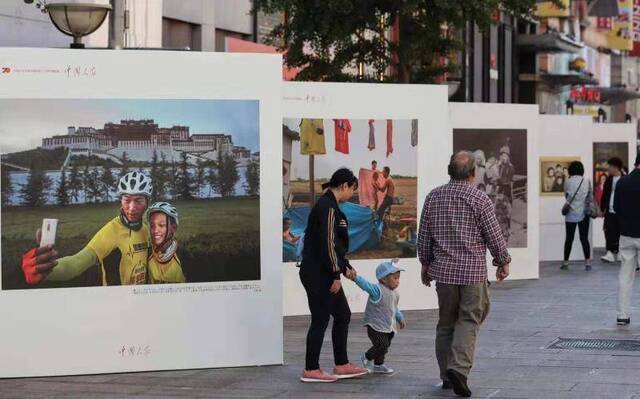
[538,115,594,262]
[590,123,637,249]
[535,116,635,261]
[282,82,449,316]
[449,103,540,281]
[0,48,283,377]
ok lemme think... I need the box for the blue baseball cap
[376,261,404,281]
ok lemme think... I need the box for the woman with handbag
[562,161,595,271]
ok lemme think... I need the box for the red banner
[570,87,602,104]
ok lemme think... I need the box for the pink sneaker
[333,363,370,379]
[300,369,338,383]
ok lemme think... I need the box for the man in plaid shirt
[418,151,511,398]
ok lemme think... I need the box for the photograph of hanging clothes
[282,118,418,262]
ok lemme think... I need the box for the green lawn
[1,198,260,289]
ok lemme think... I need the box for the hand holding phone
[39,219,58,248]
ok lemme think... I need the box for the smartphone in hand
[39,219,58,248]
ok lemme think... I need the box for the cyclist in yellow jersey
[147,202,186,284]
[21,171,153,286]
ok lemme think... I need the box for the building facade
[450,15,517,103]
[41,120,243,162]
[0,0,269,51]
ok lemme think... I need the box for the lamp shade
[45,2,111,47]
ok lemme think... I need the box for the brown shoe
[300,369,338,383]
[333,363,369,379]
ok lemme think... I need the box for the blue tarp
[283,202,384,262]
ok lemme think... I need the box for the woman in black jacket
[299,168,369,383]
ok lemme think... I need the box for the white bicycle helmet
[118,171,152,197]
[148,201,179,226]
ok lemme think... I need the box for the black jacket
[600,175,614,214]
[300,190,351,281]
[613,169,640,238]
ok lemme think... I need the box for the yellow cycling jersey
[87,216,150,285]
[148,253,186,284]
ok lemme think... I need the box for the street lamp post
[44,2,112,49]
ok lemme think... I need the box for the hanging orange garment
[334,119,352,154]
[358,168,386,208]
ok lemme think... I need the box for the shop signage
[570,86,602,103]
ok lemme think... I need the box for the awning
[599,87,640,105]
[519,73,598,86]
[517,32,584,53]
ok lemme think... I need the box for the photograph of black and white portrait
[540,157,579,196]
[453,129,528,248]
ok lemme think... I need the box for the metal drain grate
[548,338,640,352]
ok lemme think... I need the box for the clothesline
[298,118,418,157]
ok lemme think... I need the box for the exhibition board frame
[590,123,637,249]
[538,115,594,262]
[282,82,449,316]
[0,49,565,377]
[537,115,636,261]
[449,103,540,281]
[0,48,284,377]
[283,92,542,317]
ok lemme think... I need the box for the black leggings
[365,326,394,365]
[300,271,351,370]
[564,218,591,261]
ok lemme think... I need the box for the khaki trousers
[435,281,490,379]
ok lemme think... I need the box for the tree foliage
[1,166,13,207]
[210,152,239,198]
[176,152,195,200]
[85,165,103,203]
[254,0,539,83]
[56,168,70,206]
[150,150,167,201]
[120,152,130,178]
[100,165,116,202]
[195,158,207,197]
[68,163,82,203]
[244,159,260,196]
[21,160,51,207]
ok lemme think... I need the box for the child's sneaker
[360,354,373,373]
[373,364,395,374]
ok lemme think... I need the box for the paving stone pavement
[1,252,639,398]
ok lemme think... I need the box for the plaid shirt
[418,180,511,285]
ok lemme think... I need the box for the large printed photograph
[283,118,418,262]
[1,99,260,289]
[453,129,528,248]
[540,157,580,196]
[593,142,629,185]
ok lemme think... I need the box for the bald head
[449,151,476,181]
